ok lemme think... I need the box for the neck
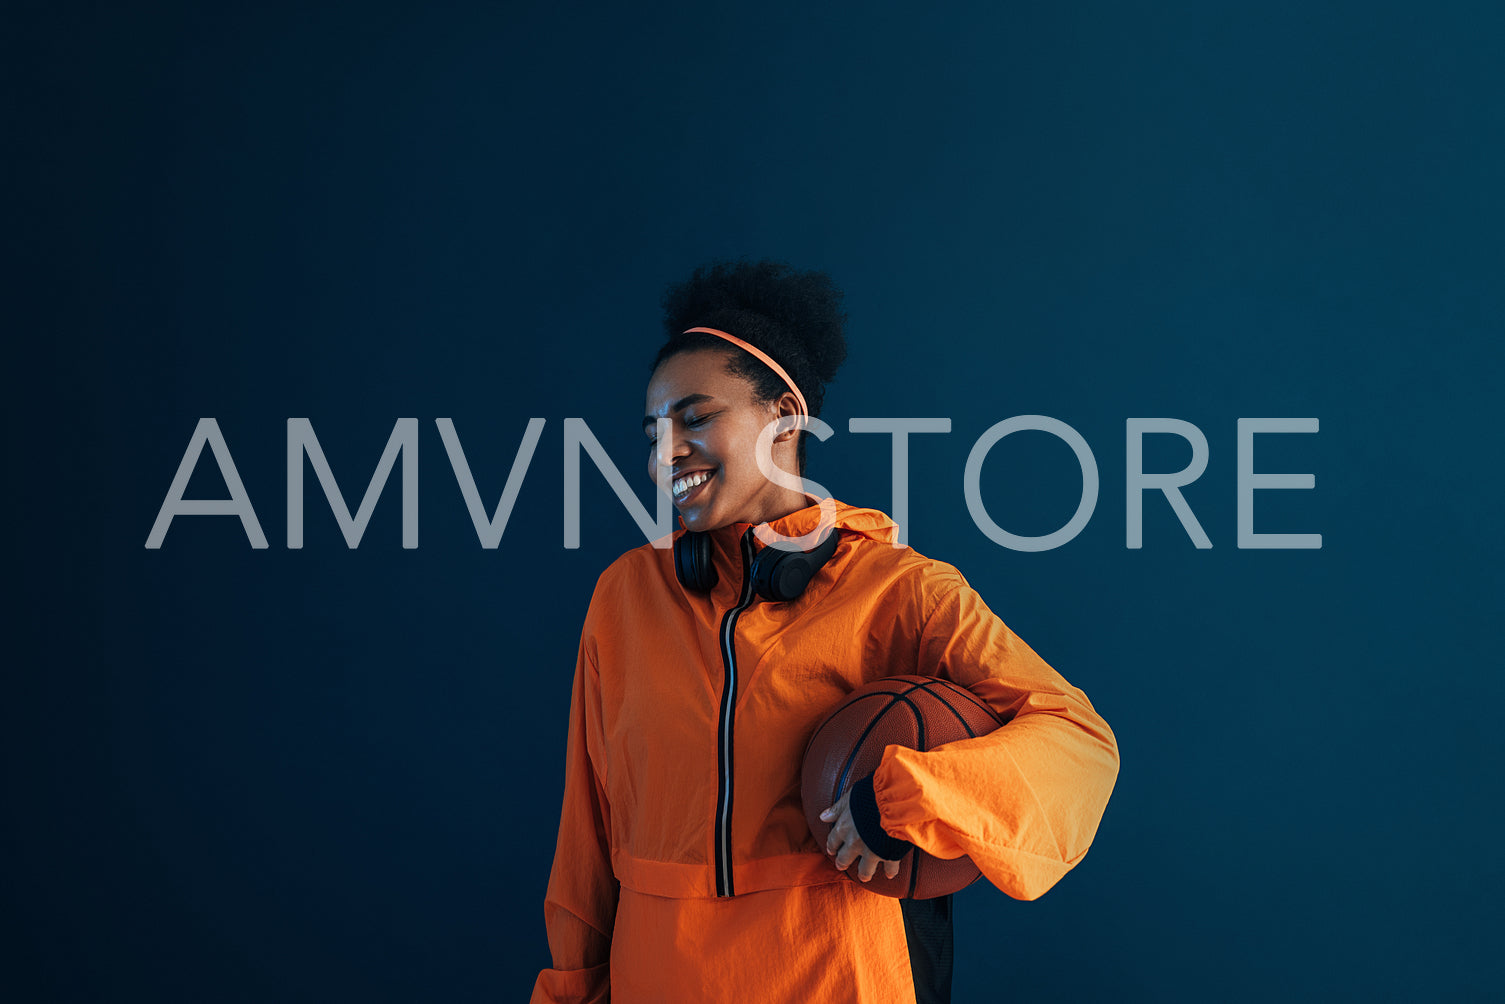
[739,485,817,527]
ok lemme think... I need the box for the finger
[856,854,878,883]
[819,806,834,821]
[825,815,853,855]
[884,859,900,879]
[834,842,858,871]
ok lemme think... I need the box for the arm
[870,573,1121,901]
[530,631,617,1004]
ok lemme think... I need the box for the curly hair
[651,257,849,477]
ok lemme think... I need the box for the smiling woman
[532,258,1121,1004]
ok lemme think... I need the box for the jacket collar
[677,493,900,551]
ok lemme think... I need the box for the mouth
[672,467,718,506]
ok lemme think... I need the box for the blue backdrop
[10,1,1502,1000]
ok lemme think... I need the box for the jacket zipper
[714,527,758,897]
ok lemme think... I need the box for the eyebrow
[643,393,715,431]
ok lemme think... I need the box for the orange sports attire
[531,497,1120,1003]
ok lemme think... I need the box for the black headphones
[674,525,843,602]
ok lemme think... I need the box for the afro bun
[652,257,849,475]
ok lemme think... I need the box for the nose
[646,421,690,484]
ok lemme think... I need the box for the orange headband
[683,326,809,428]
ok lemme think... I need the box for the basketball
[801,675,1005,899]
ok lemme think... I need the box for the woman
[531,259,1120,1004]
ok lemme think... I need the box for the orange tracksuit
[531,497,1120,1003]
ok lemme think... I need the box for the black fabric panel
[900,894,954,1004]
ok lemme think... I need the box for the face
[644,348,806,532]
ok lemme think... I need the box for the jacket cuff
[848,772,915,861]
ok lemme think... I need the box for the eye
[646,413,714,446]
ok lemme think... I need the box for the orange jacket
[531,497,1120,1003]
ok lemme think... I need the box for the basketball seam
[915,680,995,738]
[905,695,923,899]
[927,677,1004,724]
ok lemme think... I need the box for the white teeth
[673,470,712,496]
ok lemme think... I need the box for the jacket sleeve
[871,572,1121,901]
[530,626,617,1004]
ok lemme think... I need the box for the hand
[819,788,902,882]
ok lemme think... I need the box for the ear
[769,392,804,443]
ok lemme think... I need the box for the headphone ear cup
[674,530,718,593]
[752,550,807,603]
[752,527,842,603]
